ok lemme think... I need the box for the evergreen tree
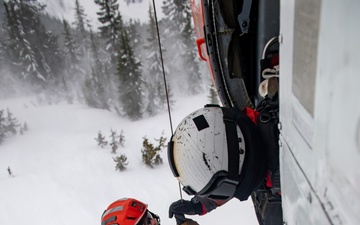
[27,3,62,83]
[117,23,144,120]
[4,1,43,85]
[3,0,64,92]
[73,0,88,46]
[73,0,91,67]
[5,108,19,135]
[0,35,17,97]
[143,4,173,115]
[0,110,5,144]
[2,1,22,79]
[127,18,143,59]
[94,0,121,53]
[113,154,128,171]
[161,0,185,89]
[83,29,110,109]
[161,0,202,94]
[62,18,85,97]
[0,108,20,144]
[141,133,166,168]
[94,0,123,109]
[41,31,64,87]
[63,19,82,74]
[119,129,125,147]
[124,0,143,4]
[83,74,99,108]
[109,129,119,154]
[182,4,203,94]
[208,82,220,104]
[0,38,4,67]
[95,131,108,148]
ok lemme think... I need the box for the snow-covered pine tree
[143,4,174,116]
[0,37,11,97]
[73,0,89,55]
[124,0,143,5]
[181,3,203,94]
[117,18,144,120]
[63,19,81,74]
[208,82,220,104]
[82,30,109,109]
[95,131,108,148]
[62,18,85,99]
[119,129,125,147]
[161,0,203,94]
[0,108,20,144]
[5,108,19,135]
[113,154,128,171]
[0,38,4,68]
[83,74,99,108]
[28,8,59,82]
[40,31,65,88]
[127,19,143,57]
[141,137,156,168]
[0,110,5,144]
[2,2,19,65]
[94,0,124,110]
[3,0,64,93]
[3,1,43,86]
[109,129,119,154]
[94,0,122,66]
[141,133,166,168]
[161,0,186,92]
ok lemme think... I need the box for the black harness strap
[222,108,240,181]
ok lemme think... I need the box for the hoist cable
[151,0,174,136]
[151,0,182,200]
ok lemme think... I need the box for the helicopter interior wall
[279,0,360,224]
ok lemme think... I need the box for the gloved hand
[170,213,200,225]
[169,199,202,224]
[180,219,200,225]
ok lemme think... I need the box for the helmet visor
[183,171,238,201]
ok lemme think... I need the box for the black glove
[173,213,187,225]
[169,199,202,224]
[180,219,200,225]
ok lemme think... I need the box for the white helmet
[168,105,247,200]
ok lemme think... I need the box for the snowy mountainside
[0,93,258,225]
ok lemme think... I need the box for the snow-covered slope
[0,93,258,225]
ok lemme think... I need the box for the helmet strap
[222,108,241,182]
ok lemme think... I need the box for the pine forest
[0,0,207,120]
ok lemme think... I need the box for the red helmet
[101,198,148,225]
